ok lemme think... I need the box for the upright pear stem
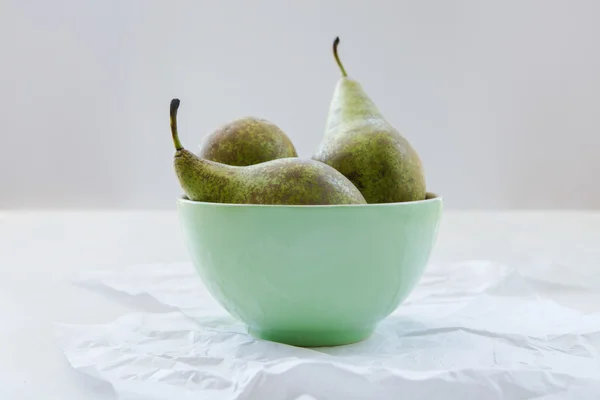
[170,98,183,151]
[333,37,348,77]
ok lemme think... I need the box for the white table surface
[1,210,599,399]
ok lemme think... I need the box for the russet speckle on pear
[170,99,367,205]
[312,37,426,203]
[197,117,297,166]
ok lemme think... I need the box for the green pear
[198,117,297,166]
[312,37,426,203]
[170,99,367,205]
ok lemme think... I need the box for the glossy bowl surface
[177,193,442,346]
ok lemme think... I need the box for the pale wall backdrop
[1,0,599,210]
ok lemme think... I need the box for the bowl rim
[177,192,442,208]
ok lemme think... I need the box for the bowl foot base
[248,326,374,347]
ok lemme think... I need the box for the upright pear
[198,117,297,166]
[312,37,426,203]
[170,99,367,205]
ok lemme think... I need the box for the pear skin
[312,37,426,203]
[198,117,297,166]
[170,99,367,205]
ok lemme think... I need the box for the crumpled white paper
[55,261,600,399]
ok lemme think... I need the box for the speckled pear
[170,99,367,205]
[198,117,297,166]
[312,37,426,203]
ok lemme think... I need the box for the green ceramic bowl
[177,193,442,347]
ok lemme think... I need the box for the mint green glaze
[177,193,442,347]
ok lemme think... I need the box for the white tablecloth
[1,211,599,399]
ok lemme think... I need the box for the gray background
[1,0,599,210]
